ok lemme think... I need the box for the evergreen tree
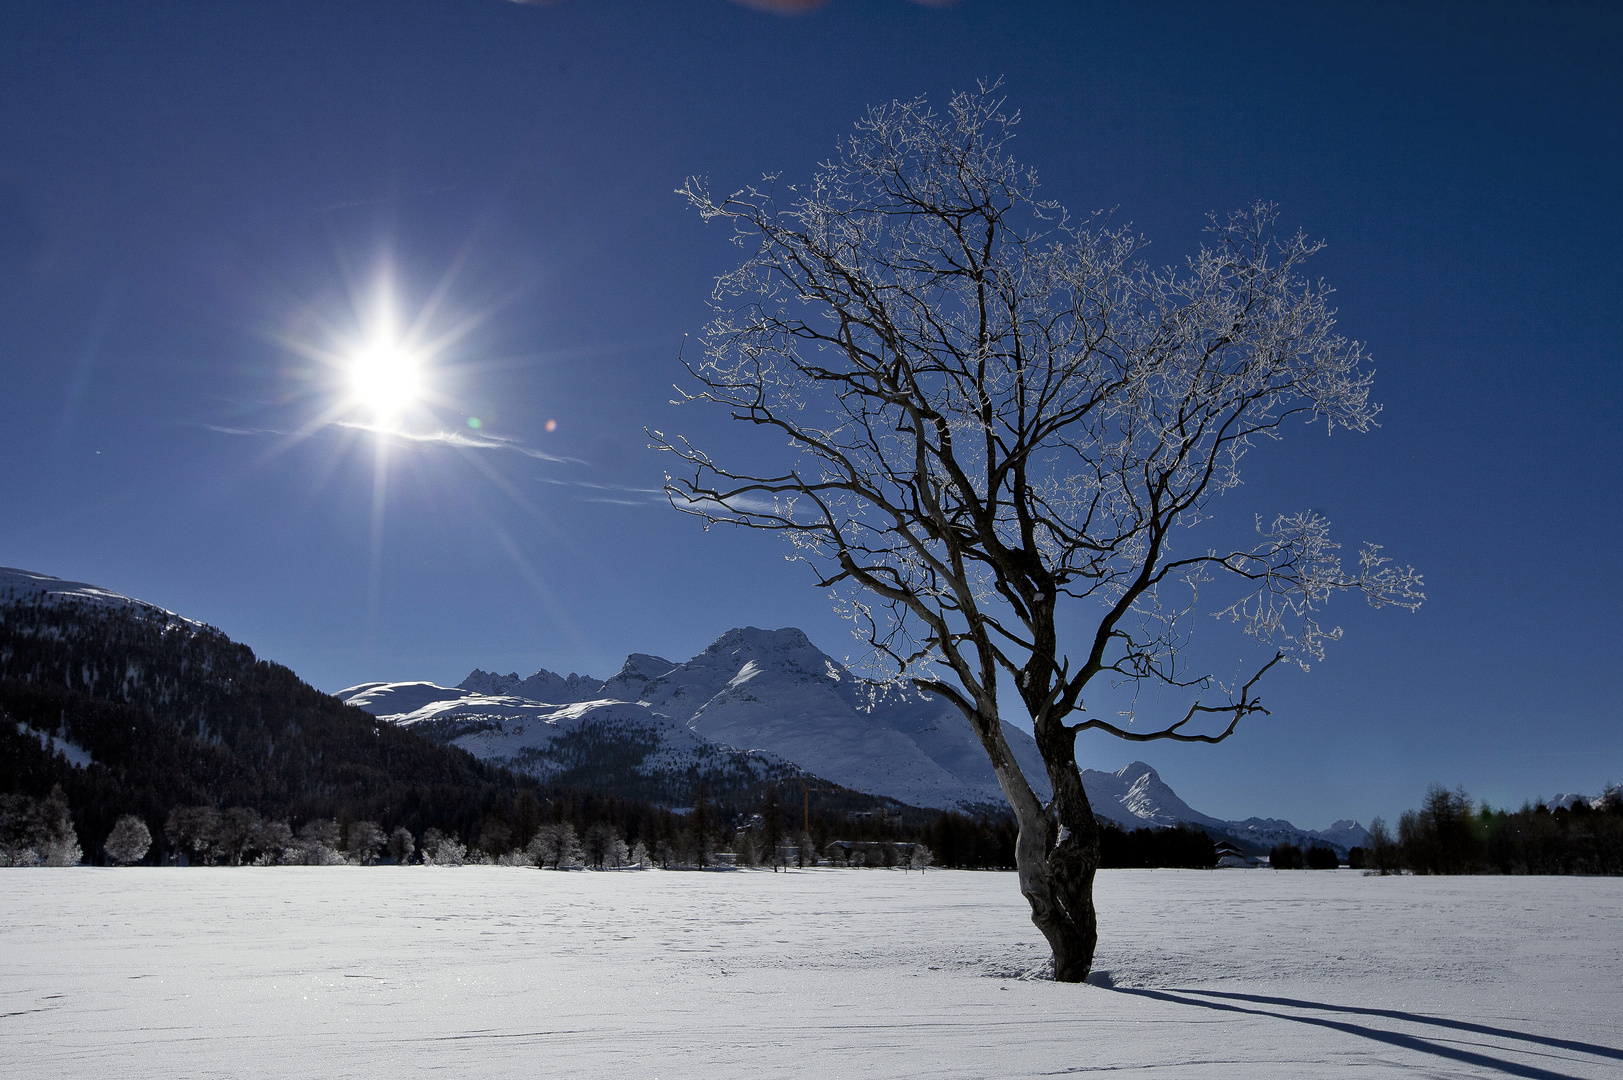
[39,786,81,866]
[1304,843,1339,869]
[1269,842,1304,869]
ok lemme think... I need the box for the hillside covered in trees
[0,592,552,860]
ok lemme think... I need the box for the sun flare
[348,338,422,424]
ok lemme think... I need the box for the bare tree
[658,85,1423,981]
[582,822,626,869]
[527,822,582,870]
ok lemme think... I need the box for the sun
[347,336,422,425]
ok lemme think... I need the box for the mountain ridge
[347,626,1370,854]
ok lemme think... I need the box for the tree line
[3,770,1227,873]
[1348,784,1623,875]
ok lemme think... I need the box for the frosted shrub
[290,819,344,865]
[733,831,760,868]
[421,829,467,867]
[105,815,153,865]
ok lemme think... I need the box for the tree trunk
[1012,763,1101,983]
[969,707,1102,983]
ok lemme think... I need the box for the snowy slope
[625,627,1051,811]
[0,566,198,626]
[336,680,803,804]
[1543,787,1620,811]
[1080,762,1226,829]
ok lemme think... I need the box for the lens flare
[348,339,422,423]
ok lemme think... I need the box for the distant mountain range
[0,564,1377,856]
[345,625,1371,855]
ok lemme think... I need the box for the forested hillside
[0,594,541,858]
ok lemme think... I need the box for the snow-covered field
[3,868,1619,1079]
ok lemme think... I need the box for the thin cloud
[535,475,663,496]
[204,418,668,506]
[205,418,582,465]
[206,424,286,437]
[330,419,583,464]
[581,495,664,507]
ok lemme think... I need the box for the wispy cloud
[206,424,287,437]
[206,418,583,465]
[329,420,584,464]
[536,476,662,495]
[204,418,675,508]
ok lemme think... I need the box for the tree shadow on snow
[1107,986,1621,1080]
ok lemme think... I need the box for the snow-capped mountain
[1220,816,1371,855]
[1541,788,1621,812]
[0,566,199,626]
[345,627,1052,814]
[339,678,805,806]
[2,565,1371,849]
[345,626,1369,851]
[1076,762,1368,852]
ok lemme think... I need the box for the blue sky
[1,0,1618,829]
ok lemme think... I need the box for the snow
[0,565,198,626]
[336,680,480,719]
[14,721,94,769]
[3,869,1618,1078]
